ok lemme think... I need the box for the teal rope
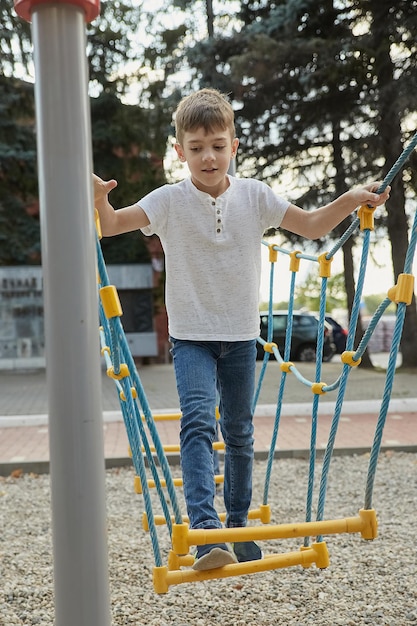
[364,304,406,510]
[376,131,417,195]
[97,241,182,523]
[252,257,275,412]
[98,317,164,565]
[354,297,392,359]
[261,268,298,505]
[364,207,417,509]
[314,228,372,538]
[96,238,185,569]
[326,130,417,260]
[303,276,328,542]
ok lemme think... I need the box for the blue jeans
[170,338,256,530]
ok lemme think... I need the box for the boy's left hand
[355,182,391,208]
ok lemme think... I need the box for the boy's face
[175,127,239,197]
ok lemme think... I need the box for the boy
[94,88,390,571]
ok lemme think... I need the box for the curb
[1,398,417,428]
[2,444,417,478]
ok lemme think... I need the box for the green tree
[294,271,347,312]
[1,0,32,77]
[363,0,417,367]
[1,0,172,265]
[363,294,396,316]
[91,92,167,263]
[0,75,40,264]
[182,0,417,366]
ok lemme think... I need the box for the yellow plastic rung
[120,386,137,401]
[139,473,224,492]
[171,510,378,554]
[100,285,123,318]
[152,542,331,594]
[142,505,270,531]
[140,441,224,456]
[167,550,194,571]
[141,412,182,422]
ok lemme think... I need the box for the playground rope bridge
[95,132,417,594]
[12,0,416,617]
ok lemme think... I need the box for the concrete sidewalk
[0,357,416,475]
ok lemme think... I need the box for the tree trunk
[370,0,417,368]
[332,119,373,367]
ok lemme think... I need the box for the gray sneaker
[192,543,237,571]
[232,541,262,563]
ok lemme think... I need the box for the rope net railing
[95,132,417,594]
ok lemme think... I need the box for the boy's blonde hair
[174,88,235,145]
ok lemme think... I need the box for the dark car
[325,315,348,354]
[257,311,336,362]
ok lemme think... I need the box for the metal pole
[14,1,111,624]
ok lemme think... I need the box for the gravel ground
[1,452,416,626]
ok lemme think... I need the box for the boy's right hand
[93,174,118,204]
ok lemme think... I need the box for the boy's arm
[93,174,150,236]
[280,182,390,240]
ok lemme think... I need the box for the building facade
[0,264,160,370]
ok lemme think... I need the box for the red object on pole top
[14,0,100,23]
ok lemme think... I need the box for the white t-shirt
[140,176,289,341]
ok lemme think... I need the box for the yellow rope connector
[280,361,294,373]
[120,386,137,401]
[259,504,272,524]
[289,250,301,273]
[268,244,278,263]
[300,541,330,570]
[106,363,130,380]
[100,345,110,356]
[153,566,169,595]
[358,204,376,231]
[100,285,123,318]
[387,273,414,305]
[311,382,327,395]
[263,342,277,354]
[318,253,333,278]
[359,508,378,540]
[172,523,190,556]
[167,550,194,571]
[341,351,362,366]
[94,208,102,239]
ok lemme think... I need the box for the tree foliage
[294,271,348,312]
[0,75,39,264]
[91,91,167,263]
[0,0,173,265]
[180,0,417,365]
[2,0,417,364]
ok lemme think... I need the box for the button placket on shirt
[212,199,223,236]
